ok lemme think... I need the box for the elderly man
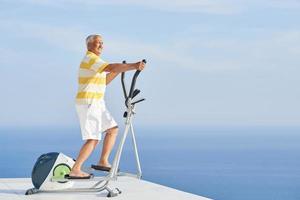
[69,34,145,179]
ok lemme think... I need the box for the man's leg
[70,139,98,177]
[98,126,118,167]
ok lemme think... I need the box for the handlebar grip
[136,59,147,72]
[121,60,127,99]
[129,70,141,98]
[132,98,146,105]
[122,59,146,106]
[129,59,146,96]
[132,89,140,99]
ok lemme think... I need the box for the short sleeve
[90,58,109,73]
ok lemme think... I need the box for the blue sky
[0,0,299,128]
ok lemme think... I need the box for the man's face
[90,36,103,55]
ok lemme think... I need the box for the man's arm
[106,72,119,85]
[104,62,144,73]
[104,61,145,85]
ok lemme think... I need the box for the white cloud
[11,0,240,14]
[0,19,242,72]
[1,18,300,73]
[20,23,85,54]
[8,0,300,16]
[264,0,300,9]
[1,14,300,126]
[93,0,240,14]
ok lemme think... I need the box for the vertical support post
[108,100,133,179]
[130,122,142,179]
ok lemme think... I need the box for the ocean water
[0,126,299,200]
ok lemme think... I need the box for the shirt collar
[86,51,99,57]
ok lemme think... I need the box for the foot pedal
[107,188,122,197]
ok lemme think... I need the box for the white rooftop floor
[0,176,212,200]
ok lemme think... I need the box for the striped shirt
[76,51,109,104]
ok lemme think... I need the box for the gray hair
[85,34,101,46]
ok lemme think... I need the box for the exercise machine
[25,60,146,197]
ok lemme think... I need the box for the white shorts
[75,100,118,140]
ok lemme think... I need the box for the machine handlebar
[121,59,146,107]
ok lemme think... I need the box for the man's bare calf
[99,126,119,167]
[70,127,118,177]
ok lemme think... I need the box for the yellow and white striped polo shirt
[76,51,109,104]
